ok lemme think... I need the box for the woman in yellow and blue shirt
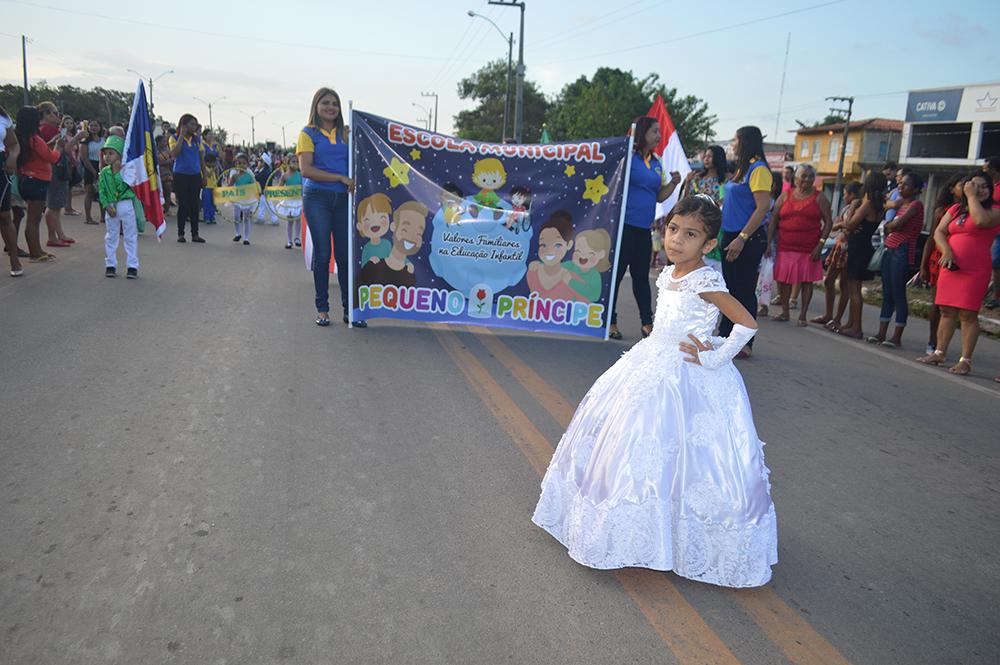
[719,125,773,357]
[296,87,361,327]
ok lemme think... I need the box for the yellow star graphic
[383,157,411,188]
[564,164,576,177]
[582,174,609,204]
[410,149,421,161]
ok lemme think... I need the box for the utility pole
[241,110,266,146]
[774,33,790,140]
[412,102,431,130]
[194,96,225,129]
[421,91,439,132]
[127,69,173,118]
[826,95,854,214]
[21,35,29,105]
[467,11,514,142]
[489,0,525,142]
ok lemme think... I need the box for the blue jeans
[879,245,909,325]
[303,188,349,315]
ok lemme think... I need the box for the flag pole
[605,126,636,341]
[347,101,355,327]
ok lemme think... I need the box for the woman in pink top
[766,163,832,325]
[918,172,1000,375]
[869,172,924,348]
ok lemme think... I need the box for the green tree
[0,82,134,125]
[453,60,551,143]
[546,68,716,153]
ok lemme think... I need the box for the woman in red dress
[918,173,963,355]
[917,172,1000,375]
[767,163,833,325]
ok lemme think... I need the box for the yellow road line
[433,325,741,665]
[472,327,852,665]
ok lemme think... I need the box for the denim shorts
[18,175,50,202]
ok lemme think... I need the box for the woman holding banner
[297,87,363,327]
[608,116,681,340]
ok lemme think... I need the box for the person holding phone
[37,101,79,247]
[918,172,1000,375]
[169,113,205,242]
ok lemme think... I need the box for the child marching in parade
[98,136,144,279]
[532,195,777,588]
[276,158,303,249]
[227,153,256,245]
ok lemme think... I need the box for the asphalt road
[1,217,998,665]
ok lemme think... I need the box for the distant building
[717,140,795,174]
[792,118,903,199]
[900,81,1000,228]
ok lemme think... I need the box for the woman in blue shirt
[719,126,772,357]
[609,116,681,340]
[296,88,363,327]
[169,113,205,242]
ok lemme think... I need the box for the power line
[537,0,848,66]
[532,0,659,51]
[1,0,473,62]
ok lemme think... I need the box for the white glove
[697,324,757,369]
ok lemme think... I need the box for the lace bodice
[650,266,727,345]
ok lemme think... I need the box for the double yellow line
[433,323,851,665]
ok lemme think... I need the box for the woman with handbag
[833,170,887,339]
[867,172,925,348]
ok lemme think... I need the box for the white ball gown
[532,265,777,588]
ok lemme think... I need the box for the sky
[2,0,998,149]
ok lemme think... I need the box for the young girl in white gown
[532,195,777,588]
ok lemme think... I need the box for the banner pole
[604,126,635,341]
[347,101,355,327]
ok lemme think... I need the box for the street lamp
[240,109,266,146]
[126,68,173,115]
[193,95,225,130]
[274,122,290,148]
[231,132,242,147]
[412,102,431,130]
[486,1,524,142]
[468,10,513,143]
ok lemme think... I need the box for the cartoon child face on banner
[428,159,534,295]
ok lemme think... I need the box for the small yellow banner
[213,183,260,206]
[264,185,302,205]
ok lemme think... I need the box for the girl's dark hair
[511,185,532,203]
[672,195,722,238]
[177,114,198,133]
[701,145,727,180]
[961,170,994,211]
[861,170,887,216]
[540,210,573,241]
[902,171,924,193]
[770,171,784,200]
[845,181,863,198]
[933,172,963,213]
[631,115,658,155]
[15,105,41,170]
[733,126,768,182]
[442,182,463,197]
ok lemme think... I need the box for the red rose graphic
[476,289,486,300]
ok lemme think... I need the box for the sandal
[837,328,863,339]
[824,320,840,331]
[795,319,808,327]
[608,327,623,341]
[641,325,653,338]
[948,357,972,376]
[770,313,790,322]
[810,315,831,325]
[866,335,884,344]
[315,315,331,327]
[916,350,945,365]
[881,340,899,348]
[10,268,24,277]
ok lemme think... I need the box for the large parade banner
[350,111,632,338]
